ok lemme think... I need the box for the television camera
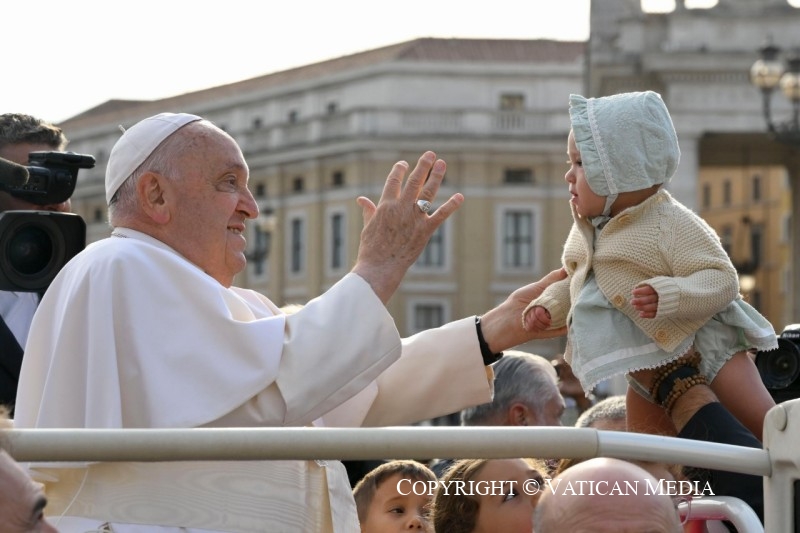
[756,324,800,404]
[0,152,94,292]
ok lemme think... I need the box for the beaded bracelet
[662,374,708,416]
[648,351,702,402]
[656,365,699,406]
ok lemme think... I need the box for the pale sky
[5,0,718,124]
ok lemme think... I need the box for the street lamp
[750,39,800,320]
[246,207,277,275]
[750,39,800,146]
[732,216,758,299]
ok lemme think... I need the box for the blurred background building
[58,0,800,364]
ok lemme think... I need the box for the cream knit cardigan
[530,188,740,364]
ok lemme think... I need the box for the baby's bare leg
[625,383,677,436]
[710,351,775,441]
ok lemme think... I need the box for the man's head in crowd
[575,394,627,431]
[533,457,682,533]
[461,351,565,427]
[0,113,69,212]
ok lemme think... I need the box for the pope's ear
[137,171,171,224]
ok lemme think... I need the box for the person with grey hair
[574,394,627,431]
[460,350,565,427]
[432,351,565,478]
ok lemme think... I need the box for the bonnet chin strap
[602,193,617,217]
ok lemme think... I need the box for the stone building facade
[60,38,583,356]
[57,0,800,360]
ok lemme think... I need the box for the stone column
[789,151,800,320]
[669,132,701,211]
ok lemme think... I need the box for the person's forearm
[351,263,404,304]
[669,385,719,432]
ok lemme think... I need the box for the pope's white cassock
[15,227,493,532]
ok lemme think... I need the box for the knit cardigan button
[613,295,625,307]
[655,330,668,342]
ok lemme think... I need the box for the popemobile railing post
[762,398,800,532]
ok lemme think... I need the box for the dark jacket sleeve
[677,402,764,524]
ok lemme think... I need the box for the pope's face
[163,125,258,287]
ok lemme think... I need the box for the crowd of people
[0,89,786,533]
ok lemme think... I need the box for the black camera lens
[756,338,800,390]
[7,225,54,275]
[0,211,85,292]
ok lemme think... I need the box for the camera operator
[0,113,69,412]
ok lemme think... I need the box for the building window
[504,168,534,184]
[326,102,338,115]
[413,303,445,332]
[292,176,304,193]
[290,218,305,274]
[254,183,266,198]
[330,213,345,270]
[416,225,445,268]
[723,180,731,206]
[750,223,763,269]
[93,207,104,222]
[782,213,791,244]
[252,117,263,130]
[702,183,711,208]
[332,171,345,187]
[720,225,733,257]
[288,110,299,123]
[499,93,525,111]
[752,174,762,202]
[251,225,271,276]
[503,210,533,268]
[751,290,762,312]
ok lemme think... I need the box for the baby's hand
[631,284,658,318]
[523,305,552,331]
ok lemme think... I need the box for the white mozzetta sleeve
[321,316,494,428]
[211,274,403,427]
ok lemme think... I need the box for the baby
[522,91,777,439]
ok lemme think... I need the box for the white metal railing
[3,398,798,532]
[679,496,764,532]
[2,426,770,473]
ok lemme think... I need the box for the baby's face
[565,130,606,219]
[360,473,433,533]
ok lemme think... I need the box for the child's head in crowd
[432,457,548,533]
[353,459,436,533]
